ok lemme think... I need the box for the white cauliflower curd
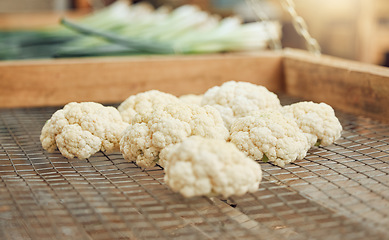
[163,136,262,198]
[179,94,203,105]
[120,102,229,169]
[229,109,311,167]
[281,101,342,147]
[201,81,281,129]
[40,102,129,159]
[118,90,181,123]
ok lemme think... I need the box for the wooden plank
[0,52,283,108]
[283,48,389,123]
[0,11,89,30]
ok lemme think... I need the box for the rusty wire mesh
[0,96,388,240]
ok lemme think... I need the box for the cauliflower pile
[281,101,343,147]
[163,136,262,198]
[201,81,281,129]
[230,109,311,167]
[40,102,129,159]
[179,94,203,105]
[201,81,342,167]
[118,90,180,123]
[119,102,229,169]
[40,80,342,198]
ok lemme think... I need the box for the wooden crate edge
[283,48,389,123]
[0,11,89,30]
[0,52,284,108]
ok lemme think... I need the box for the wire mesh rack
[0,95,388,240]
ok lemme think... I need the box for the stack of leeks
[0,0,281,60]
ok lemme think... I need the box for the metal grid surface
[0,96,388,240]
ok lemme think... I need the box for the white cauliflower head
[201,81,281,129]
[40,102,129,159]
[120,102,229,169]
[281,101,342,147]
[179,94,203,105]
[118,90,180,123]
[229,109,310,167]
[163,136,262,198]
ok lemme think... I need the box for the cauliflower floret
[201,81,281,129]
[281,101,342,147]
[55,125,102,159]
[230,109,310,167]
[118,90,180,123]
[179,94,203,105]
[40,102,129,159]
[120,102,229,169]
[163,136,262,198]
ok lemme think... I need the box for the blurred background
[1,0,388,66]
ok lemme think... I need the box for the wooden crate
[1,12,389,240]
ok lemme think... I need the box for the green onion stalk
[1,0,280,59]
[0,0,135,59]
